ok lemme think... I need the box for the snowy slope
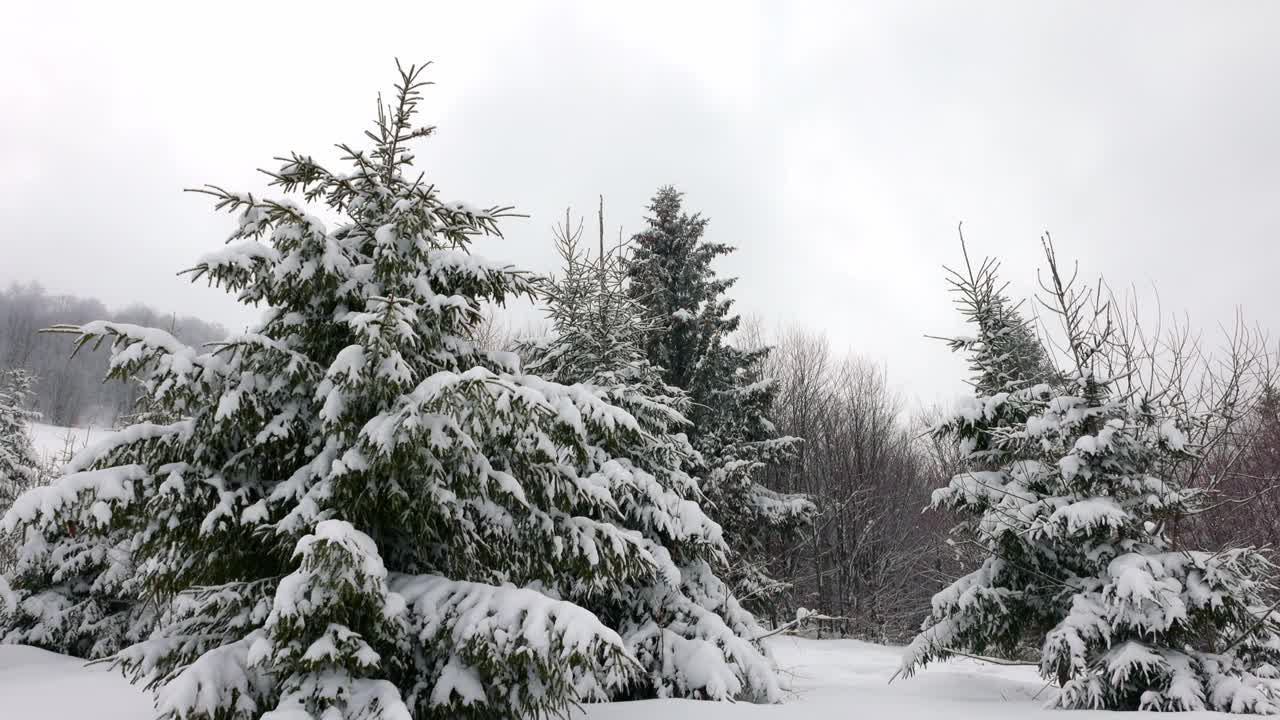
[0,636,1244,719]
[27,422,116,467]
[1,645,153,720]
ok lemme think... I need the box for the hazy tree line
[0,283,225,426]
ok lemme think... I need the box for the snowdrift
[0,636,1248,719]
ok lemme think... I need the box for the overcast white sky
[3,1,1278,407]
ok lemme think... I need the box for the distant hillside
[0,283,225,426]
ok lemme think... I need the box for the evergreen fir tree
[522,201,780,699]
[626,186,811,610]
[0,64,779,720]
[523,202,658,386]
[902,238,1280,713]
[938,233,1059,416]
[0,368,42,572]
[899,241,1063,673]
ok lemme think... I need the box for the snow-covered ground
[1,645,153,720]
[0,636,1242,719]
[27,422,116,468]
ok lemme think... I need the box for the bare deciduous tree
[741,322,952,640]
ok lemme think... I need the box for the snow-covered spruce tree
[627,186,811,610]
[0,64,780,720]
[521,202,778,699]
[899,241,1063,673]
[902,238,1280,713]
[938,233,1059,412]
[0,368,42,572]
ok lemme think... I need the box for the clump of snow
[1160,419,1188,452]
